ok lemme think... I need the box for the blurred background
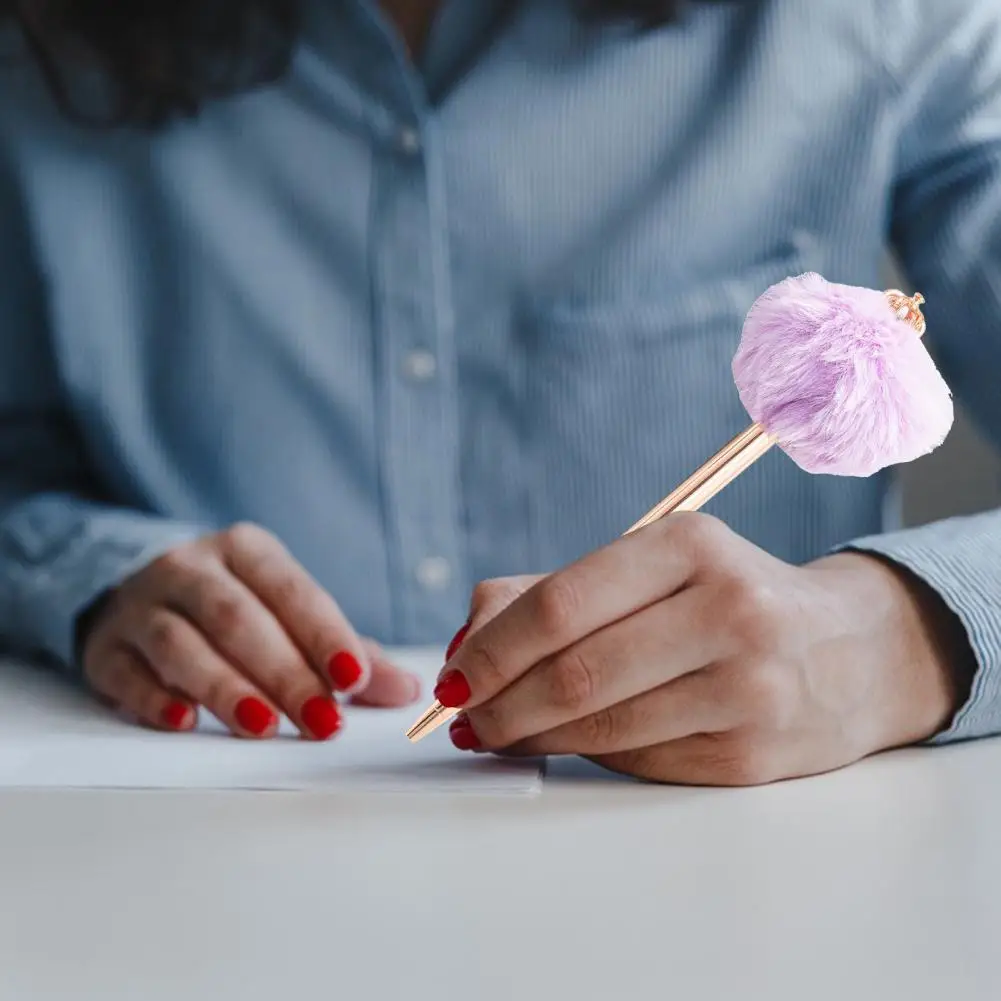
[883,257,1001,525]
[904,411,1001,525]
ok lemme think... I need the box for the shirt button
[402,349,437,382]
[398,126,421,155]
[416,557,452,591]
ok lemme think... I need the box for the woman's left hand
[436,513,975,785]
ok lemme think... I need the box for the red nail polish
[235,697,276,736]
[449,717,482,751]
[445,621,471,661]
[327,651,363,691]
[301,696,342,741]
[434,670,472,708]
[161,702,190,730]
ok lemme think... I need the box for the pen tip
[405,700,458,742]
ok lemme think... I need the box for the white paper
[0,651,542,794]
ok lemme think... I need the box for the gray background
[903,412,1000,525]
[885,258,1000,525]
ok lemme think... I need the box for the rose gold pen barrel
[623,422,774,534]
[406,701,456,741]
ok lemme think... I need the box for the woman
[0,0,998,783]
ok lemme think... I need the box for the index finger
[434,516,703,710]
[222,524,371,694]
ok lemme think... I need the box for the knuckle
[144,612,185,663]
[222,521,275,556]
[729,660,792,729]
[466,577,538,637]
[664,511,730,560]
[720,578,783,651]
[469,580,498,610]
[464,639,507,693]
[272,571,306,610]
[469,578,518,626]
[547,649,597,712]
[471,576,537,611]
[154,545,201,579]
[202,595,245,639]
[580,704,624,748]
[533,575,582,637]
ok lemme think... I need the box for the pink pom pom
[732,272,954,477]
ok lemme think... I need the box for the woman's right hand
[79,523,421,739]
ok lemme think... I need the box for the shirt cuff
[834,510,1001,744]
[1,495,208,671]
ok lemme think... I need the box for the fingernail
[327,651,363,691]
[445,620,471,661]
[449,716,482,752]
[301,696,343,741]
[161,701,191,730]
[434,670,471,708]
[235,697,277,736]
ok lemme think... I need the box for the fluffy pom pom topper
[732,272,954,477]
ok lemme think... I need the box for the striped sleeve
[865,0,1001,743]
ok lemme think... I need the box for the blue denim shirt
[0,0,999,742]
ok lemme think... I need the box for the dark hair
[0,1,700,128]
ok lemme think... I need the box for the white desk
[1,671,1000,1001]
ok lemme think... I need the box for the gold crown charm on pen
[885,290,926,337]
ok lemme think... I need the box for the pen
[406,283,940,742]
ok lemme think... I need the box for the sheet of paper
[0,651,542,795]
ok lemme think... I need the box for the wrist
[812,551,975,744]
